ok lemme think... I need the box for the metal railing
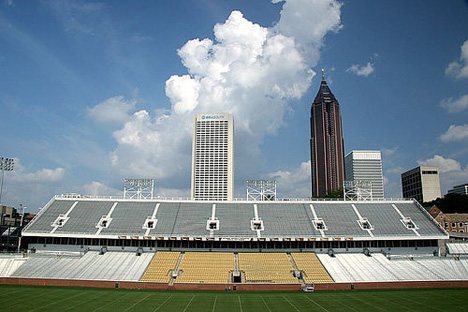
[54,194,409,202]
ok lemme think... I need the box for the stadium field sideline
[0,285,467,311]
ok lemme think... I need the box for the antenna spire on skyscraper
[321,68,325,80]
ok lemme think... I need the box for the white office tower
[401,166,441,203]
[191,113,234,200]
[345,150,384,199]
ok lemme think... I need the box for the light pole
[17,204,26,253]
[0,157,14,205]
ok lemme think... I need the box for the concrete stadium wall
[0,277,168,290]
[172,283,302,291]
[315,281,468,291]
[1,277,467,291]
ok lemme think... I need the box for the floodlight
[0,157,15,205]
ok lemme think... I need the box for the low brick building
[435,212,468,234]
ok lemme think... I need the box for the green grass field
[0,285,467,312]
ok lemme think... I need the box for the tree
[323,189,344,199]
[424,193,468,213]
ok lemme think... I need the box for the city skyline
[0,0,467,212]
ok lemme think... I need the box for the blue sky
[1,0,467,213]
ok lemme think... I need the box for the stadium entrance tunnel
[232,271,242,283]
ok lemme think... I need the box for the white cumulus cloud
[445,39,468,79]
[273,0,342,62]
[103,0,342,193]
[439,124,468,143]
[10,159,65,183]
[82,181,121,197]
[441,94,468,113]
[418,155,461,173]
[267,161,311,198]
[88,96,136,124]
[156,187,190,199]
[346,62,374,77]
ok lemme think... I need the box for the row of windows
[194,174,229,178]
[422,171,438,175]
[443,221,468,228]
[24,236,439,250]
[195,141,228,145]
[195,129,229,133]
[195,151,229,154]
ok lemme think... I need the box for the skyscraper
[345,150,384,199]
[191,113,234,201]
[401,166,441,203]
[310,70,345,198]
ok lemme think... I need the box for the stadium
[1,195,467,293]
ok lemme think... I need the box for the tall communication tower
[247,180,276,201]
[123,179,154,200]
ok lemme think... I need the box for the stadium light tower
[0,157,14,205]
[247,180,276,201]
[123,179,154,200]
[17,203,26,253]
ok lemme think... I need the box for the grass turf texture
[0,285,467,311]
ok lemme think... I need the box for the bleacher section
[171,203,213,236]
[147,202,180,236]
[238,253,298,283]
[25,200,75,233]
[214,203,255,237]
[2,250,468,285]
[318,253,468,282]
[257,204,318,237]
[53,201,114,235]
[23,198,448,241]
[140,251,180,282]
[447,243,468,255]
[354,203,412,236]
[291,253,333,283]
[176,252,233,283]
[0,255,27,277]
[11,251,153,281]
[396,202,447,236]
[100,202,155,236]
[314,203,368,237]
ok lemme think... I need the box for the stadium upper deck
[22,196,447,245]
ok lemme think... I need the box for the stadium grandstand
[1,195,468,291]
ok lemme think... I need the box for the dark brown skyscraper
[310,70,345,198]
